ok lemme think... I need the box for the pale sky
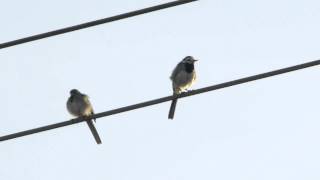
[1,0,320,179]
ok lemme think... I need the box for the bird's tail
[86,119,102,144]
[168,98,178,120]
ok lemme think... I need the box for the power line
[1,59,319,142]
[0,0,198,49]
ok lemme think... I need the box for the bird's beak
[193,59,198,62]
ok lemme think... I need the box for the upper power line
[1,59,319,142]
[0,0,198,49]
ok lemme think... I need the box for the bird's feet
[182,89,193,94]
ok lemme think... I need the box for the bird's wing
[170,62,184,80]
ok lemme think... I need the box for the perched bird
[168,56,198,119]
[67,89,102,144]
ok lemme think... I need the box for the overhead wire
[0,0,198,49]
[1,59,319,142]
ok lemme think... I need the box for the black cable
[0,0,198,49]
[1,59,319,142]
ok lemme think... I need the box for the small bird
[168,56,198,119]
[67,89,102,144]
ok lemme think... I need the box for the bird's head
[182,56,198,64]
[70,89,81,95]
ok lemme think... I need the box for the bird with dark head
[168,56,198,119]
[66,89,102,144]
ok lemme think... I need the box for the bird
[168,56,198,119]
[67,89,102,144]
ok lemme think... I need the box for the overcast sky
[1,0,320,179]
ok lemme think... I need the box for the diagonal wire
[1,59,319,142]
[0,0,198,49]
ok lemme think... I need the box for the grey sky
[1,0,320,179]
